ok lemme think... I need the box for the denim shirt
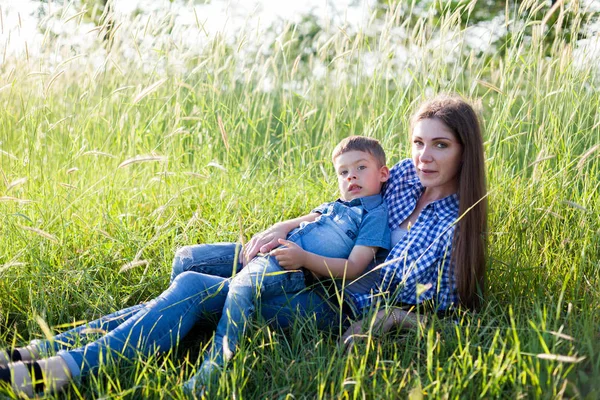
[285,194,391,261]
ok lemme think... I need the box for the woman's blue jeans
[32,243,341,377]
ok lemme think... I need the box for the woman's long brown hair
[412,95,487,310]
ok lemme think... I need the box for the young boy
[185,135,391,391]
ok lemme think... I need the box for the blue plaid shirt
[347,159,459,313]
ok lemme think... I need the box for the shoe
[182,375,206,399]
[182,358,224,398]
[0,350,11,367]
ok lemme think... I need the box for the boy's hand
[272,239,306,269]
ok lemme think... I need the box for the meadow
[0,0,599,398]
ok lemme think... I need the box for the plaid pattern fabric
[347,159,460,313]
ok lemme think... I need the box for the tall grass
[1,0,599,398]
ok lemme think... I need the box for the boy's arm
[272,240,377,279]
[243,213,320,265]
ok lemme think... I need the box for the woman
[240,94,487,344]
[0,94,487,397]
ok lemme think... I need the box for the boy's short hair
[332,136,386,167]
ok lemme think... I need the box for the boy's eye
[358,165,366,170]
[339,170,348,176]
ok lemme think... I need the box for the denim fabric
[210,255,307,364]
[31,304,146,355]
[30,243,340,378]
[200,195,390,382]
[58,271,232,377]
[297,193,390,254]
[170,242,244,283]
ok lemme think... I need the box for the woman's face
[411,118,463,199]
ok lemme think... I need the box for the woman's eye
[413,141,424,147]
[436,142,448,149]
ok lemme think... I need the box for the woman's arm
[242,213,320,265]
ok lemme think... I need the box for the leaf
[0,83,13,93]
[0,148,18,160]
[207,161,227,172]
[53,320,87,329]
[548,330,574,341]
[110,85,135,96]
[577,144,600,169]
[7,177,27,191]
[80,328,108,335]
[118,155,167,168]
[528,154,555,168]
[217,115,230,151]
[562,201,588,212]
[476,79,505,95]
[182,172,208,179]
[537,353,586,363]
[0,196,32,204]
[132,78,167,104]
[0,262,26,272]
[35,315,54,341]
[96,229,116,241]
[416,283,433,298]
[82,150,116,158]
[18,225,59,243]
[119,260,149,273]
[45,69,65,92]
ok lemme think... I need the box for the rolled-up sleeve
[354,205,391,250]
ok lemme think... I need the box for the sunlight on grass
[0,0,599,398]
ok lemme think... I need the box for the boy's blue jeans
[31,243,341,378]
[209,253,307,367]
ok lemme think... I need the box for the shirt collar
[406,176,459,220]
[337,193,383,211]
[430,193,459,220]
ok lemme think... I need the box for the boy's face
[334,150,390,201]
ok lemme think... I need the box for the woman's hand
[272,239,307,270]
[340,311,386,350]
[243,223,291,265]
[340,319,368,350]
[340,308,424,350]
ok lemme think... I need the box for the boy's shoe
[182,378,206,399]
[182,358,223,399]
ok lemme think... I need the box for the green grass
[1,1,599,398]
